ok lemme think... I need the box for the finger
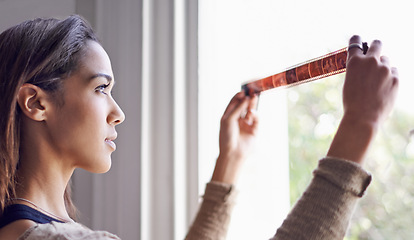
[250,114,259,133]
[222,92,249,122]
[243,108,255,125]
[391,67,399,87]
[230,98,249,122]
[380,55,390,67]
[247,94,259,111]
[239,110,259,133]
[391,67,399,77]
[222,92,245,118]
[348,35,364,59]
[243,94,260,124]
[366,40,382,58]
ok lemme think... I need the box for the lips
[105,139,116,150]
[105,133,117,150]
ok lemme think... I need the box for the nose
[108,97,125,126]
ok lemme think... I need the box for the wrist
[211,153,246,184]
[327,114,379,164]
[342,110,382,130]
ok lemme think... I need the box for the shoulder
[0,219,37,239]
[21,221,121,240]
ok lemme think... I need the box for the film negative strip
[242,42,368,96]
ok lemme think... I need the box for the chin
[93,162,112,174]
[82,158,112,174]
[92,167,111,174]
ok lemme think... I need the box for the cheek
[52,99,107,154]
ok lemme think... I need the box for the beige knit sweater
[18,157,370,239]
[185,157,372,240]
[19,221,120,240]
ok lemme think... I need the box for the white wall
[0,0,75,31]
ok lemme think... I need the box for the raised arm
[212,92,259,184]
[327,36,398,164]
[272,35,399,240]
[185,92,259,240]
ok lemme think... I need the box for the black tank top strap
[0,204,63,228]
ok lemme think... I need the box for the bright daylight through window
[199,0,414,239]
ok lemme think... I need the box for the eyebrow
[89,73,115,85]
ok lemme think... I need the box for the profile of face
[45,41,125,173]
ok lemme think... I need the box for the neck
[15,150,75,221]
[16,117,77,221]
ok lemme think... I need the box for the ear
[17,84,50,121]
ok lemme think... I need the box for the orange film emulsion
[242,43,368,96]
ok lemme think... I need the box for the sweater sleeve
[271,157,372,240]
[185,181,238,240]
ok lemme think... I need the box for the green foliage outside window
[288,74,414,239]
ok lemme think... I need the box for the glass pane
[199,0,290,238]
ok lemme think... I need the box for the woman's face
[46,41,125,173]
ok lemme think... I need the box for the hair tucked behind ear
[0,15,99,219]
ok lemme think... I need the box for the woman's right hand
[343,35,399,126]
[327,35,399,164]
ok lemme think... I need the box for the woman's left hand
[212,91,259,184]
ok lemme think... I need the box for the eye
[96,83,110,95]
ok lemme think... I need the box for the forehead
[77,41,114,80]
[60,41,114,94]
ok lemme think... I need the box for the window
[199,1,291,238]
[199,0,414,239]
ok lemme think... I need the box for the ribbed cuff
[204,181,238,203]
[315,157,372,197]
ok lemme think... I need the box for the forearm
[272,157,371,240]
[211,154,245,185]
[187,92,257,239]
[185,155,243,240]
[327,114,378,164]
[185,181,238,240]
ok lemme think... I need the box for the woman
[0,15,125,239]
[0,15,398,240]
[0,14,256,240]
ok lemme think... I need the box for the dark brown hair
[0,15,99,219]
